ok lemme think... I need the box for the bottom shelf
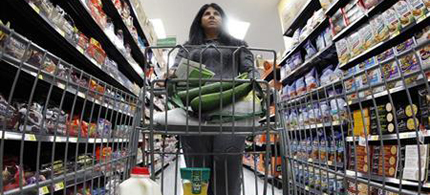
[242,163,283,189]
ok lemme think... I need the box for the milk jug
[119,167,162,195]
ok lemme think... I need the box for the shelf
[280,18,329,66]
[280,79,342,104]
[332,0,399,42]
[345,170,430,188]
[68,0,144,85]
[101,0,146,64]
[286,120,344,131]
[1,131,130,143]
[324,0,346,16]
[346,130,430,142]
[1,51,135,117]
[339,13,430,70]
[281,43,334,86]
[284,0,321,37]
[8,0,137,95]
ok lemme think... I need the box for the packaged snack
[377,48,395,62]
[359,57,378,70]
[345,78,357,92]
[4,36,29,60]
[383,8,402,36]
[295,77,307,96]
[359,24,376,51]
[346,65,359,77]
[320,101,331,122]
[316,33,326,51]
[331,67,343,82]
[396,38,415,53]
[300,22,313,41]
[320,65,334,86]
[361,0,380,10]
[330,98,347,121]
[399,53,420,74]
[292,28,301,46]
[324,27,333,46]
[305,68,318,91]
[394,1,415,28]
[288,81,297,98]
[87,38,107,65]
[370,15,390,42]
[407,0,428,21]
[425,0,430,10]
[330,9,347,36]
[344,0,366,25]
[348,31,364,57]
[417,45,430,69]
[382,60,400,80]
[312,9,326,28]
[97,119,112,138]
[366,68,385,96]
[335,38,351,64]
[320,0,334,11]
[292,52,303,68]
[304,40,318,59]
[414,25,430,44]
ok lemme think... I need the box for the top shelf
[284,0,322,37]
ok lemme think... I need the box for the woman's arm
[238,41,260,79]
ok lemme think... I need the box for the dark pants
[181,135,246,195]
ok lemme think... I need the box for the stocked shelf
[286,120,344,131]
[339,14,430,70]
[68,0,144,85]
[281,43,334,85]
[6,0,137,95]
[280,18,329,66]
[284,0,322,37]
[1,131,131,143]
[346,130,430,142]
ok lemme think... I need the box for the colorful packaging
[305,68,318,91]
[417,45,430,69]
[399,53,420,74]
[382,60,400,80]
[336,38,351,64]
[324,27,333,46]
[377,48,395,62]
[330,9,347,36]
[383,8,402,36]
[320,0,334,11]
[344,0,366,25]
[348,31,364,57]
[414,25,430,45]
[359,24,376,51]
[396,38,415,53]
[407,0,428,21]
[304,40,318,59]
[291,52,303,68]
[295,77,307,96]
[316,33,326,51]
[394,1,415,28]
[359,57,378,70]
[320,65,334,86]
[288,81,297,98]
[366,68,385,96]
[370,15,390,42]
[361,0,380,10]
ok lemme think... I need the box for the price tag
[54,182,64,191]
[57,83,65,89]
[38,75,44,80]
[358,137,366,146]
[39,186,49,195]
[77,46,84,54]
[305,186,309,191]
[25,134,37,141]
[58,29,65,37]
[399,133,409,139]
[29,3,40,14]
[328,161,333,165]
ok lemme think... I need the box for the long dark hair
[188,3,241,46]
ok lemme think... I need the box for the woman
[171,3,259,195]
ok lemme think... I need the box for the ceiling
[140,0,286,60]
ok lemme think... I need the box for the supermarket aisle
[156,155,282,195]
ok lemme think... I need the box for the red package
[113,0,122,10]
[3,165,25,191]
[77,33,89,50]
[96,146,112,161]
[87,38,106,65]
[88,0,107,28]
[67,117,89,137]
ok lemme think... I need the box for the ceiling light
[227,18,250,40]
[150,18,166,39]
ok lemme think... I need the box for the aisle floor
[156,155,283,195]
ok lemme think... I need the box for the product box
[353,108,371,137]
[394,1,415,29]
[402,144,429,181]
[371,145,399,177]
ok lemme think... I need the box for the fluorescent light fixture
[150,18,166,39]
[227,18,250,40]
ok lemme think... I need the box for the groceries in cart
[180,168,210,195]
[119,167,162,195]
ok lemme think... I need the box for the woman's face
[201,7,222,32]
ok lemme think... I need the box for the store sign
[157,37,176,47]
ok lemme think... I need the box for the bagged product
[383,8,402,36]
[330,98,347,121]
[370,15,390,42]
[291,52,303,68]
[336,38,351,64]
[304,40,318,59]
[305,68,318,91]
[292,28,301,46]
[407,0,428,21]
[359,24,376,51]
[295,77,307,96]
[320,65,334,86]
[312,9,326,28]
[331,66,343,82]
[320,101,331,122]
[330,9,347,36]
[348,31,364,57]
[316,33,326,51]
[288,82,297,98]
[394,1,415,29]
[324,27,333,46]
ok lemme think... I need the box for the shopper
[170,3,259,195]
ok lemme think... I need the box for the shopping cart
[140,45,287,195]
